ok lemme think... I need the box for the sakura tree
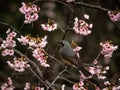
[0,0,120,90]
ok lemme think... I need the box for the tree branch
[59,77,75,84]
[0,22,21,34]
[74,2,110,12]
[47,67,67,90]
[29,67,48,88]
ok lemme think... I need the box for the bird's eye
[60,43,64,47]
[58,42,64,47]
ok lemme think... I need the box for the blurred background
[0,0,120,89]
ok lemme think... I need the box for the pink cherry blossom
[1,49,14,56]
[104,81,111,86]
[84,14,89,20]
[41,23,57,32]
[1,40,16,48]
[17,35,49,67]
[32,48,49,67]
[88,67,96,75]
[73,46,82,58]
[73,83,87,90]
[7,31,17,38]
[112,86,120,90]
[7,58,30,72]
[38,36,47,48]
[1,30,17,56]
[19,2,31,14]
[24,82,44,90]
[24,83,30,90]
[1,77,15,90]
[19,2,40,24]
[73,83,79,90]
[17,36,29,45]
[108,11,120,22]
[100,41,118,58]
[24,13,39,24]
[79,81,84,86]
[73,17,93,35]
[1,30,16,49]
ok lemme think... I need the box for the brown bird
[58,40,92,77]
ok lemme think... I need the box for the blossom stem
[19,23,24,32]
[95,51,101,61]
[57,24,65,33]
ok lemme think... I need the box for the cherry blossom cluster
[73,46,82,58]
[19,2,40,24]
[72,58,120,90]
[24,82,44,90]
[72,78,97,89]
[87,60,120,89]
[17,35,47,48]
[88,60,110,79]
[1,77,15,90]
[7,57,30,72]
[73,15,93,36]
[103,81,120,90]
[100,41,118,58]
[33,48,49,67]
[73,80,87,90]
[41,19,57,32]
[1,29,16,56]
[71,41,82,58]
[108,11,120,22]
[17,35,50,67]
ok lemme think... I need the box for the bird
[58,40,92,77]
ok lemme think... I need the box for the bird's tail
[78,65,92,77]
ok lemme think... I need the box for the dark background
[0,0,120,89]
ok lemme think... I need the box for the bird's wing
[61,53,80,66]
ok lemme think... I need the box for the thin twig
[19,23,24,32]
[47,67,67,90]
[57,24,65,33]
[32,0,73,12]
[32,0,41,4]
[64,69,80,79]
[95,51,101,61]
[44,50,66,67]
[10,70,16,78]
[62,29,70,40]
[74,2,110,12]
[59,77,75,84]
[29,67,48,88]
[85,79,98,88]
[0,22,21,34]
[52,0,73,12]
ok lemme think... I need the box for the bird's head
[58,40,74,53]
[58,40,70,48]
